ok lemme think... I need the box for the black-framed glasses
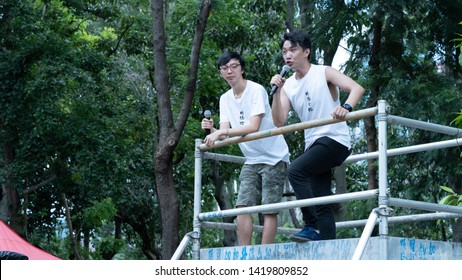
[219,64,241,72]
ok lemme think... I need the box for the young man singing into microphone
[270,29,365,242]
[201,51,290,245]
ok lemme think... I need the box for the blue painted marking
[256,247,262,260]
[240,246,248,260]
[264,247,272,260]
[224,250,231,260]
[200,237,461,260]
[429,241,436,255]
[249,246,255,260]
[232,248,239,260]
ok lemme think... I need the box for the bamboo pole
[198,107,378,151]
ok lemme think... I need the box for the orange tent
[0,220,60,260]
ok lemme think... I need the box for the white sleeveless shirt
[283,65,351,150]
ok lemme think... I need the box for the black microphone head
[204,110,211,119]
[269,65,291,96]
[281,65,291,76]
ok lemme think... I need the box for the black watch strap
[342,103,353,112]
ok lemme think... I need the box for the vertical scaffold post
[192,139,204,260]
[377,100,390,259]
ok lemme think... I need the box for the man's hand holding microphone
[201,110,230,147]
[269,65,290,96]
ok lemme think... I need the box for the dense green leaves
[1,0,159,259]
[1,0,461,259]
[439,186,462,207]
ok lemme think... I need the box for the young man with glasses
[201,51,290,245]
[270,29,365,242]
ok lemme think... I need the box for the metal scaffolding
[172,100,462,260]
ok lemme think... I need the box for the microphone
[204,110,212,135]
[269,65,290,96]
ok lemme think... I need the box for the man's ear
[304,48,311,59]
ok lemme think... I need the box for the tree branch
[23,175,57,194]
[175,0,212,138]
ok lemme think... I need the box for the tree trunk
[154,151,179,259]
[151,0,212,259]
[285,0,295,31]
[119,209,161,260]
[365,14,383,190]
[1,138,21,231]
[298,0,312,29]
[60,192,82,260]
[83,229,90,260]
[211,161,236,247]
[333,164,348,221]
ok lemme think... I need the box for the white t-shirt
[283,64,351,150]
[219,80,290,165]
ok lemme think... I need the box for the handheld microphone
[204,110,212,135]
[269,65,291,96]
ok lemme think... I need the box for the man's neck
[232,79,247,98]
[295,62,311,80]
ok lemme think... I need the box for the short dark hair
[280,29,312,58]
[217,51,246,72]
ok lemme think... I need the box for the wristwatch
[342,103,353,112]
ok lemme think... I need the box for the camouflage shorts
[236,161,287,214]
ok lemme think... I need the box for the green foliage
[434,20,462,235]
[28,229,70,259]
[439,186,462,207]
[77,198,117,229]
[1,0,160,258]
[453,21,462,66]
[2,0,462,259]
[453,109,462,128]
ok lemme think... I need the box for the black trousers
[287,136,351,240]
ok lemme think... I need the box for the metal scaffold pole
[352,101,392,260]
[377,100,391,260]
[191,139,203,260]
[171,139,204,260]
[173,101,462,260]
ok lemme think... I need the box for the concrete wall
[200,237,462,260]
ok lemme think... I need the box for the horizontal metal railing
[198,190,378,220]
[173,100,462,260]
[198,107,378,151]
